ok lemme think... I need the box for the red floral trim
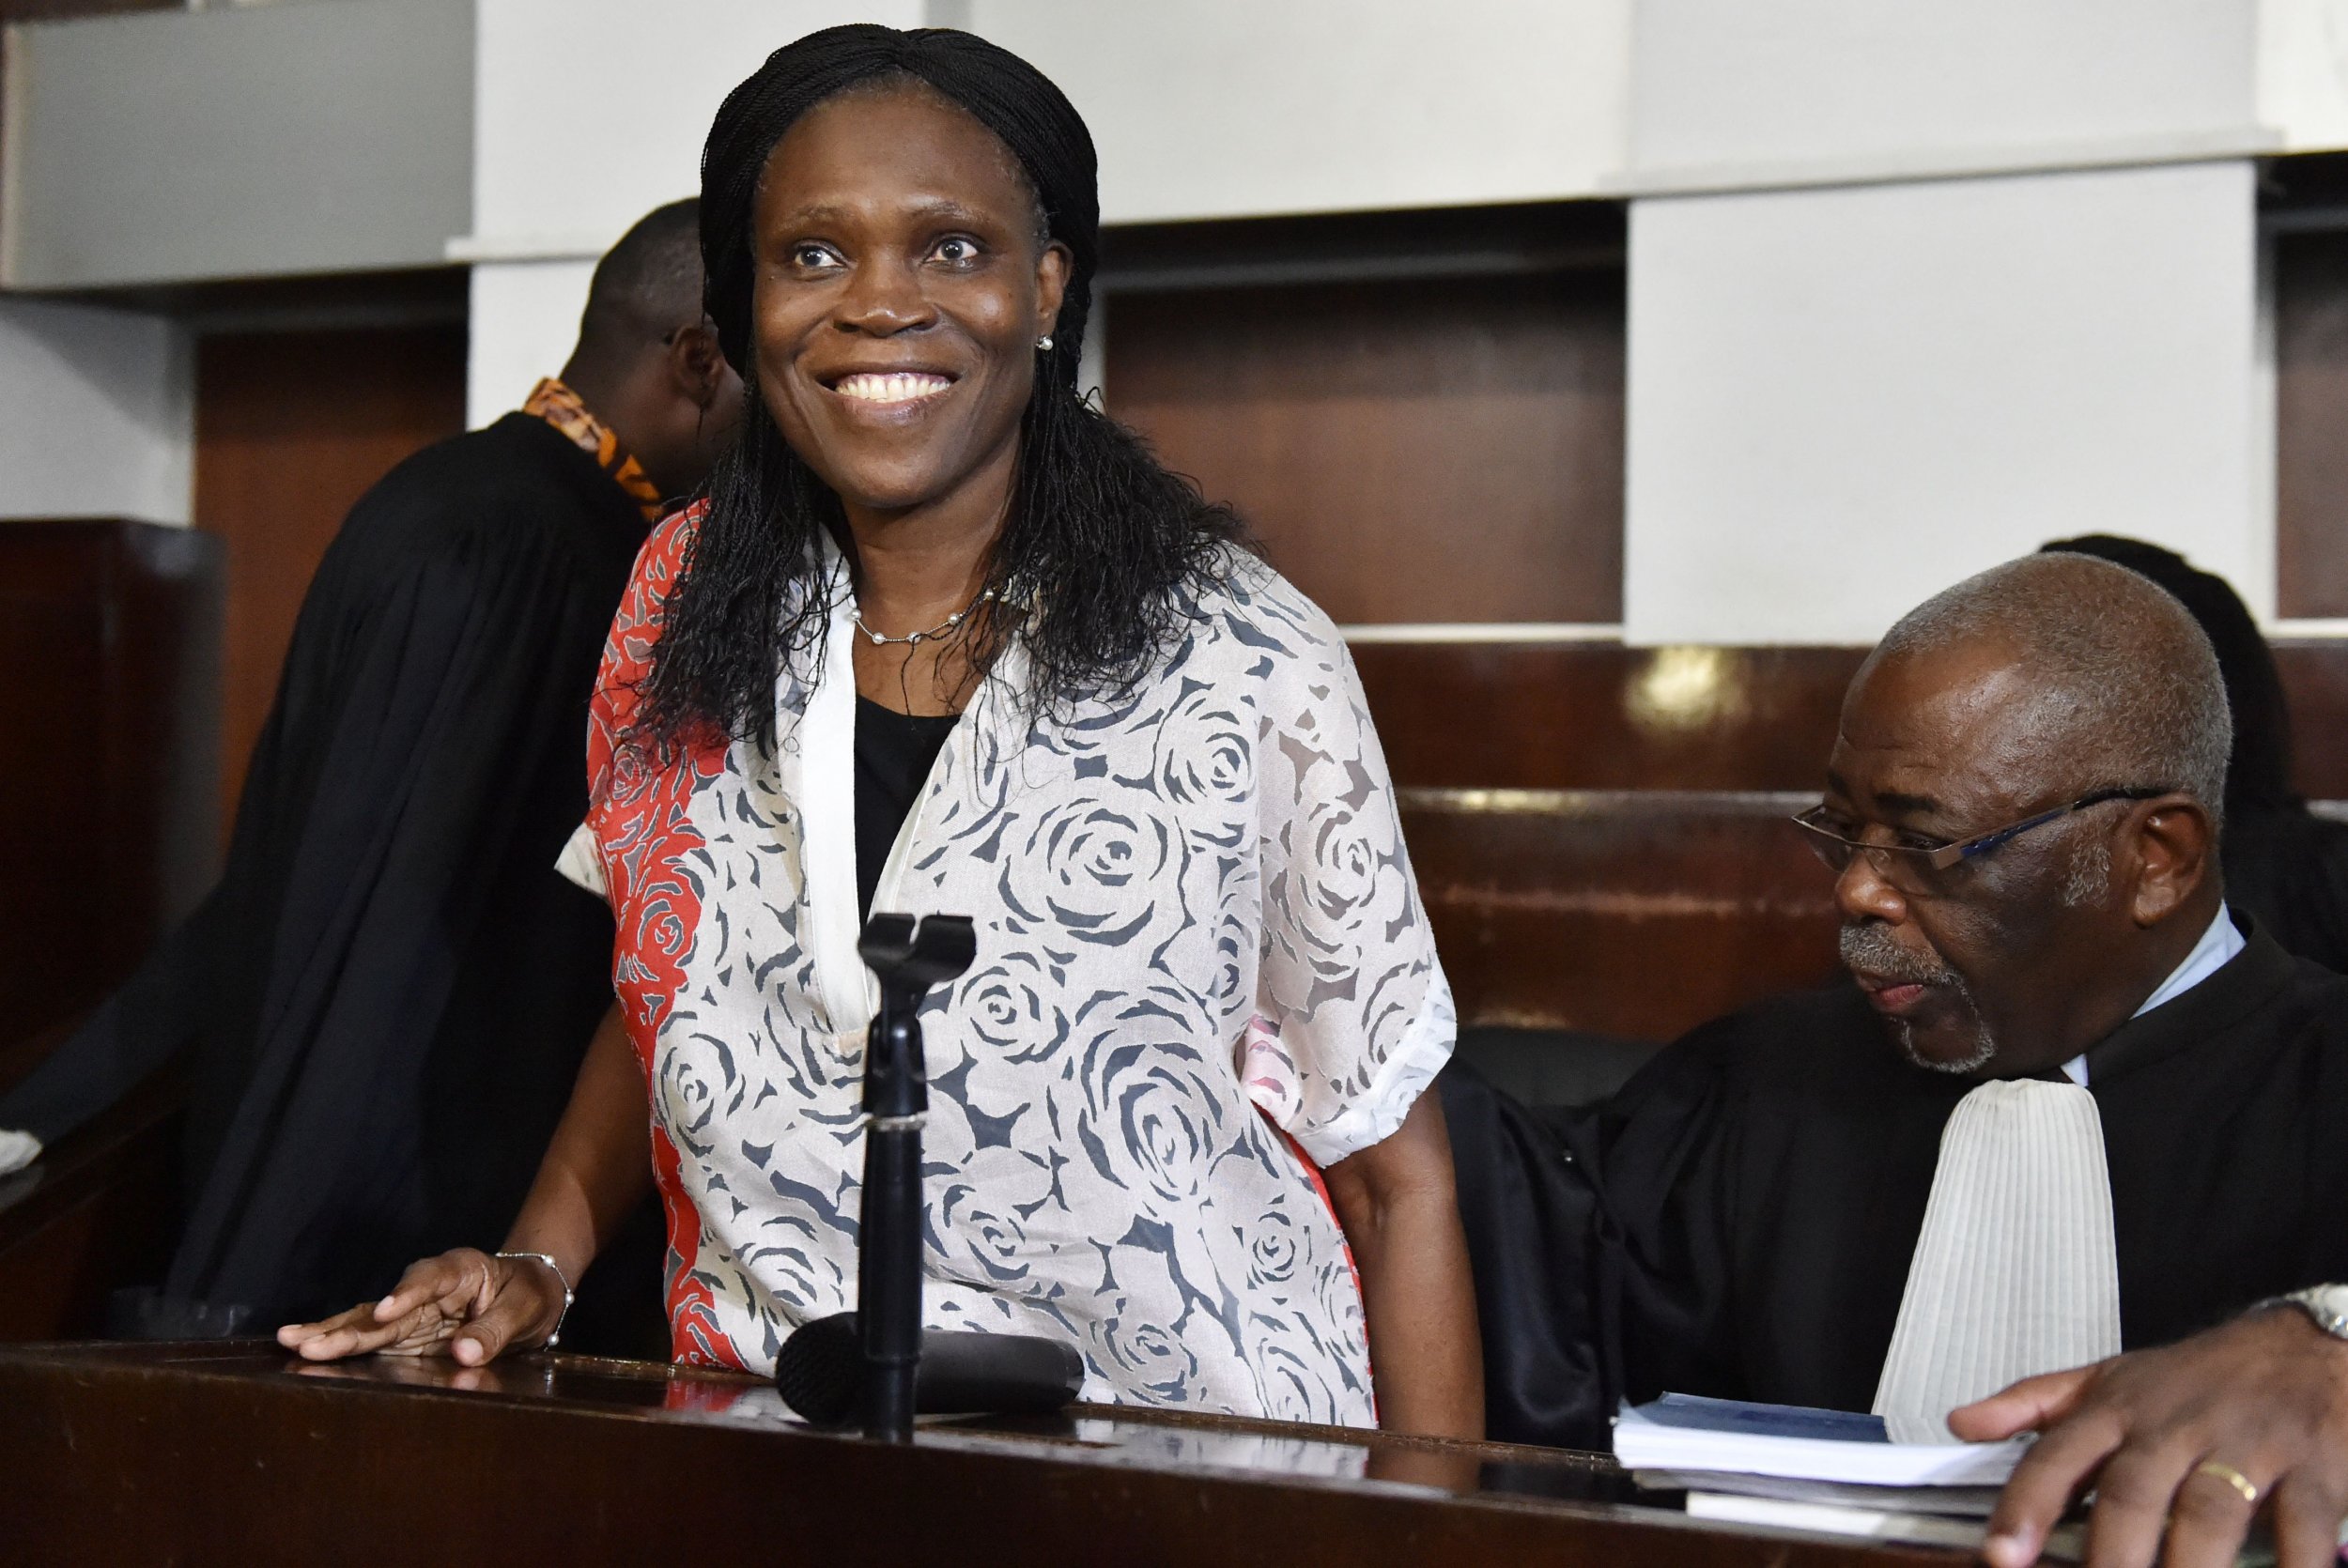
[587,503,741,1367]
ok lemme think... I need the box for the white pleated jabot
[1870,911,2241,1439]
[1871,1078,2122,1441]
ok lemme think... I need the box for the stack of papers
[1614,1394,2079,1560]
[1614,1393,2026,1485]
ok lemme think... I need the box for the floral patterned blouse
[560,509,1455,1425]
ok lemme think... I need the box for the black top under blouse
[854,695,961,921]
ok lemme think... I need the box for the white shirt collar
[2059,905,2241,1085]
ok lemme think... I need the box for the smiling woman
[277,24,1481,1440]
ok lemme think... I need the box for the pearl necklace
[852,587,996,647]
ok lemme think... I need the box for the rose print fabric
[562,509,1455,1424]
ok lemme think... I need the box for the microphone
[773,1312,1084,1429]
[772,913,1081,1439]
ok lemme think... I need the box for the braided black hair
[634,24,1244,748]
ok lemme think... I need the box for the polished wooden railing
[0,1341,1962,1566]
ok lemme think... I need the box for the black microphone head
[902,915,977,990]
[912,1328,1085,1415]
[859,913,979,1004]
[772,1311,863,1427]
[856,914,919,978]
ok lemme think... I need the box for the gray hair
[1869,552,2232,828]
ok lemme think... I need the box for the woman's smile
[815,363,963,429]
[829,370,956,407]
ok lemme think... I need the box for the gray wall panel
[4,0,473,289]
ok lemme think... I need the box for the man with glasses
[1488,551,2348,1565]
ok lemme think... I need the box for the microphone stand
[770,914,1082,1433]
[854,913,975,1444]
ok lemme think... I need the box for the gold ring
[2194,1460,2261,1506]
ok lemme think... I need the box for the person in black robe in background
[0,200,742,1340]
[2041,532,2348,972]
[1451,554,2348,1479]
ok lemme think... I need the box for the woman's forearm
[1326,1091,1485,1439]
[502,1002,654,1284]
[1352,1191,1484,1437]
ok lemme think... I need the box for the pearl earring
[1036,335,1054,352]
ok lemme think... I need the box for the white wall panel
[469,0,923,253]
[2259,0,2348,150]
[1630,0,2260,183]
[1624,161,2263,645]
[3,0,472,289]
[0,299,191,526]
[467,257,595,429]
[963,0,1632,223]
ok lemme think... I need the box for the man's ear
[2127,795,2216,927]
[669,322,730,409]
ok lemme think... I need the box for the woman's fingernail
[1983,1531,2030,1568]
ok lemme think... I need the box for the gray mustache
[1838,923,1951,986]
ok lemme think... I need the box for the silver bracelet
[2253,1283,2348,1342]
[495,1251,575,1350]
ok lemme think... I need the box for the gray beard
[1893,1005,1997,1075]
[1839,923,1999,1074]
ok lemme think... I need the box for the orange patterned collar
[524,377,666,524]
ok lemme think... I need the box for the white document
[1612,1394,2026,1488]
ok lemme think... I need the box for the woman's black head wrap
[699,23,1099,388]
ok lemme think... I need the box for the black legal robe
[1449,916,2348,1450]
[4,413,651,1328]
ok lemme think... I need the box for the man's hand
[275,1249,566,1367]
[1948,1306,2348,1568]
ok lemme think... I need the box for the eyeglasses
[1790,785,2175,893]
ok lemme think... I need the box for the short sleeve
[554,819,606,898]
[1247,608,1455,1167]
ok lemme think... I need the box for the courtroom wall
[1,0,474,289]
[12,1,2348,640]
[963,0,1631,224]
[0,299,190,526]
[1630,0,2262,181]
[1619,0,2280,643]
[460,0,1631,423]
[1624,162,2266,642]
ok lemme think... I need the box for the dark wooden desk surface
[0,1341,1963,1567]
